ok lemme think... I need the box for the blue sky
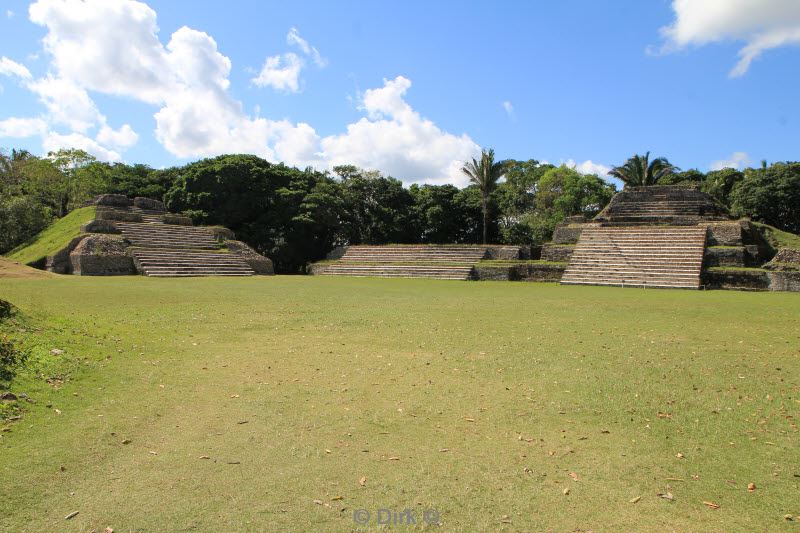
[1,0,799,185]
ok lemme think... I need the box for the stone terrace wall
[69,234,136,276]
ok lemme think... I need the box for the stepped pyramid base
[311,245,514,280]
[51,195,273,277]
[560,226,707,290]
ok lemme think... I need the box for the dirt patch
[0,257,53,279]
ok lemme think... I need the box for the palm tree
[608,152,676,187]
[461,148,507,244]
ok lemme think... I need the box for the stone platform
[309,245,525,280]
[48,195,273,277]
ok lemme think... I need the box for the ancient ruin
[311,185,799,291]
[552,185,798,291]
[48,195,273,277]
[310,245,526,280]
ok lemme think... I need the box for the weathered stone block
[484,245,526,260]
[162,214,193,226]
[541,244,575,262]
[133,197,165,211]
[225,240,274,275]
[552,226,584,244]
[68,234,136,276]
[473,263,566,282]
[81,219,120,234]
[46,235,87,273]
[767,248,800,267]
[511,263,565,282]
[96,209,143,222]
[95,194,132,207]
[702,269,769,290]
[768,271,800,291]
[207,226,235,241]
[706,222,744,246]
[473,266,511,281]
[704,247,746,267]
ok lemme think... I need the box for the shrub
[0,336,25,383]
[0,299,11,321]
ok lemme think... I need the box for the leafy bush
[0,335,25,383]
[0,196,54,254]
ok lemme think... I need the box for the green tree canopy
[608,152,676,187]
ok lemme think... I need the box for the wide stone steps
[561,226,706,290]
[318,264,473,280]
[315,245,489,279]
[131,249,253,277]
[117,222,220,250]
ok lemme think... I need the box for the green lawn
[7,206,96,266]
[0,276,798,531]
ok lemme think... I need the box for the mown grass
[0,276,798,532]
[6,206,96,266]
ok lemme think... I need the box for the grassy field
[6,206,95,266]
[0,276,798,531]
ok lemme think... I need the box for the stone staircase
[100,204,255,277]
[131,249,254,277]
[595,186,729,224]
[117,222,220,250]
[315,245,490,280]
[561,226,707,289]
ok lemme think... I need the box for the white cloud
[6,10,13,18]
[564,158,612,177]
[321,76,480,186]
[0,56,32,79]
[28,76,103,132]
[710,151,751,170]
[0,117,48,137]
[287,27,326,67]
[97,123,139,148]
[43,132,121,161]
[2,1,476,184]
[252,27,326,92]
[502,100,514,116]
[252,53,303,92]
[658,0,800,77]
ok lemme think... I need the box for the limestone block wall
[552,226,584,244]
[46,235,87,274]
[704,247,747,267]
[706,222,744,246]
[541,244,575,262]
[702,269,770,290]
[225,240,274,275]
[768,271,800,291]
[69,234,136,276]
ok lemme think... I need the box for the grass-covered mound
[752,221,800,251]
[6,206,96,267]
[0,276,798,530]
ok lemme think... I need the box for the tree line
[1,147,799,272]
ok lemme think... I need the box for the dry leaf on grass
[702,501,720,509]
[359,476,367,486]
[568,472,579,481]
[629,496,641,504]
[747,483,756,492]
[657,492,674,501]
